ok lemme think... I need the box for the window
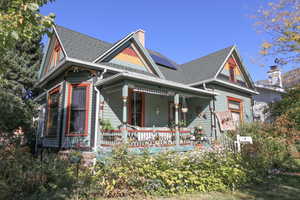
[46,87,60,138]
[229,66,235,82]
[47,41,64,72]
[128,90,145,127]
[66,83,90,136]
[228,57,236,82]
[227,97,243,126]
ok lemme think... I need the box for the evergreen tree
[0,37,43,141]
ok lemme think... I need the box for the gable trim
[38,26,68,79]
[92,31,165,79]
[214,46,255,89]
[214,46,235,79]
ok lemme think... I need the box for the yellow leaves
[262,42,272,49]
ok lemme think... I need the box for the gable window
[227,97,243,126]
[229,66,235,82]
[128,90,145,127]
[47,42,64,72]
[66,83,90,136]
[46,87,61,138]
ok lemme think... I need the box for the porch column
[174,94,180,146]
[122,83,129,143]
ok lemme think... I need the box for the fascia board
[92,32,135,63]
[96,72,217,96]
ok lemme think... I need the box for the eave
[189,78,259,95]
[95,72,218,97]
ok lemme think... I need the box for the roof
[55,25,112,62]
[96,72,218,97]
[181,46,234,84]
[52,25,255,94]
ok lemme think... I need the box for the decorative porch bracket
[122,83,128,143]
[174,94,180,146]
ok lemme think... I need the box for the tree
[271,84,300,130]
[255,0,300,65]
[0,0,55,145]
[0,0,55,75]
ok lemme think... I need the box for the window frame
[66,83,90,136]
[227,96,243,122]
[128,89,145,127]
[45,86,61,138]
[46,41,62,73]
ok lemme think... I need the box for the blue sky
[41,0,295,81]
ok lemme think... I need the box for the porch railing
[99,129,193,147]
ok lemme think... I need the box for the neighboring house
[282,67,300,89]
[253,66,286,122]
[35,25,258,155]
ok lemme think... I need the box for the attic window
[228,57,236,82]
[229,66,235,82]
[47,42,64,72]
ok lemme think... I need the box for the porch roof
[95,72,218,97]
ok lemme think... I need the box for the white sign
[238,136,253,144]
[235,135,253,152]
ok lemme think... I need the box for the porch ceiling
[95,72,218,97]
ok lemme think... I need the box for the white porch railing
[99,129,193,147]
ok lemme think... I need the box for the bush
[0,143,96,200]
[94,146,248,198]
[230,122,297,178]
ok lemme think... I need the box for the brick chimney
[135,29,145,47]
[267,65,283,88]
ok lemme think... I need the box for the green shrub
[94,146,248,198]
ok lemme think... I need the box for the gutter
[189,78,259,95]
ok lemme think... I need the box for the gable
[103,42,155,74]
[217,54,250,88]
[39,34,66,78]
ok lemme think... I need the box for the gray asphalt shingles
[55,25,232,84]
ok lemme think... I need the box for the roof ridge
[181,45,234,66]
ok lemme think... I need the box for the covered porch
[95,72,217,150]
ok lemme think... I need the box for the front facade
[35,25,258,154]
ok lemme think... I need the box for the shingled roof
[55,25,112,62]
[181,46,233,84]
[54,25,234,85]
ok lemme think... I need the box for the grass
[98,174,300,200]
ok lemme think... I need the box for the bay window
[46,87,60,138]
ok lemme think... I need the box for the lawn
[98,174,300,200]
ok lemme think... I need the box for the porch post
[174,94,180,146]
[122,83,128,143]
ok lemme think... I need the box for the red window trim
[227,96,243,122]
[128,89,145,127]
[46,40,62,73]
[45,86,61,138]
[65,83,90,136]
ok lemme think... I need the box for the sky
[40,0,296,81]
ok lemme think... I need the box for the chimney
[267,65,283,88]
[135,29,145,47]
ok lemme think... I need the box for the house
[35,25,258,155]
[253,66,286,122]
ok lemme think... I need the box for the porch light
[156,107,160,115]
[181,107,188,113]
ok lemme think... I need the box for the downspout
[93,69,107,151]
